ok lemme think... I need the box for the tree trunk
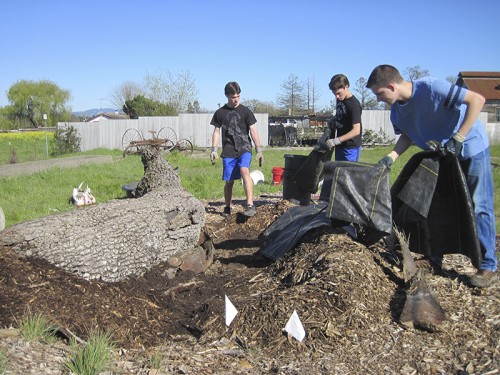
[0,146,205,282]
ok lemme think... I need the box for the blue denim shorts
[222,152,252,181]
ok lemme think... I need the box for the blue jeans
[460,148,497,271]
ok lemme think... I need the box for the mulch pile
[0,198,499,374]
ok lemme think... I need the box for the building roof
[88,112,129,122]
[457,72,500,100]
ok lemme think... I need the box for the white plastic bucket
[249,170,265,185]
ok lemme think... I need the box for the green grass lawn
[1,145,500,232]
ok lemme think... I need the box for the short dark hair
[366,65,404,88]
[328,74,350,91]
[224,82,241,95]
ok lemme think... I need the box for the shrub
[64,330,115,375]
[50,125,81,156]
[17,311,57,344]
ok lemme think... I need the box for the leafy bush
[50,125,81,156]
[362,128,393,146]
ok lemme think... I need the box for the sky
[1,0,499,113]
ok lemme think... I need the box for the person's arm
[211,126,220,148]
[379,133,412,168]
[249,124,261,150]
[456,90,486,138]
[210,127,220,163]
[336,123,361,143]
[249,124,263,165]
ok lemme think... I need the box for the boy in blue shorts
[367,64,497,288]
[210,82,263,217]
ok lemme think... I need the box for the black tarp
[321,161,393,234]
[391,150,482,269]
[260,202,331,260]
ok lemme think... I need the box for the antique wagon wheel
[122,128,143,153]
[157,127,177,144]
[175,139,194,156]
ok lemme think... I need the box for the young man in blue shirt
[367,64,497,288]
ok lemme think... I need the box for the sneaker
[243,204,256,217]
[222,206,231,217]
[469,270,498,288]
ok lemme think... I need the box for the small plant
[17,310,57,344]
[148,349,165,372]
[0,349,10,375]
[64,330,115,375]
[50,125,81,156]
[362,128,393,146]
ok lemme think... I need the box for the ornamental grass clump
[64,331,115,375]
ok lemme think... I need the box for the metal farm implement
[122,127,193,156]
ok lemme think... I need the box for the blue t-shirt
[390,77,488,158]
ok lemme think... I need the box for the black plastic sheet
[391,151,482,269]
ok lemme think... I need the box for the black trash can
[283,154,311,205]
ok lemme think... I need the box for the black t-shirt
[210,104,257,158]
[331,95,362,148]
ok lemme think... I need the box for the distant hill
[73,108,123,117]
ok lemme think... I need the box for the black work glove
[444,133,464,157]
[378,155,394,169]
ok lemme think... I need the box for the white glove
[325,137,341,150]
[255,146,263,166]
[210,146,218,164]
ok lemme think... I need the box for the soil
[0,196,499,374]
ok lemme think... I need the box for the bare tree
[276,74,305,116]
[110,81,144,110]
[354,77,379,109]
[304,76,321,114]
[404,65,430,81]
[446,75,458,84]
[143,69,199,113]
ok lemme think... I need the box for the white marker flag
[284,310,306,342]
[225,295,238,326]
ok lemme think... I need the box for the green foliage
[17,311,57,344]
[64,331,115,375]
[1,146,500,233]
[4,80,71,129]
[123,95,176,118]
[148,350,165,371]
[362,128,393,146]
[50,126,81,156]
[0,131,53,164]
[0,349,9,375]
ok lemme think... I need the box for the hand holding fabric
[444,133,464,157]
[325,137,341,150]
[378,155,394,169]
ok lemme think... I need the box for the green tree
[123,95,176,119]
[187,100,201,113]
[3,80,71,129]
[276,74,306,116]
